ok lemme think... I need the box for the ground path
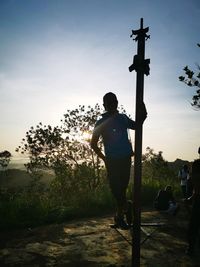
[0,206,199,267]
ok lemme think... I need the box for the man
[185,159,200,255]
[90,92,147,229]
[178,164,189,198]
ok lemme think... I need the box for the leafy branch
[179,43,200,109]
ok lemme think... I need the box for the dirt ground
[0,204,200,267]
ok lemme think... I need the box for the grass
[0,182,115,230]
[0,166,180,231]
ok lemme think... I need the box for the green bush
[0,172,115,230]
[1,119,182,231]
[0,151,181,231]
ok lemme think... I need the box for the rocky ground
[0,206,200,267]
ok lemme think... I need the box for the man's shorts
[105,156,131,202]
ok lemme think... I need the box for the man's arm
[90,131,106,162]
[126,102,147,129]
[138,102,147,125]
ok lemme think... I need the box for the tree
[0,150,12,170]
[16,104,106,193]
[16,105,102,165]
[179,43,200,110]
[142,147,174,181]
[16,104,128,196]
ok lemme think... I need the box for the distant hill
[0,169,55,188]
[7,162,26,170]
[7,157,29,170]
[168,158,191,172]
[0,158,193,189]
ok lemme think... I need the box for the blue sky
[0,0,199,162]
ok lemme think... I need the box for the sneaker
[114,215,129,230]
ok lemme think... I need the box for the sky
[0,0,199,163]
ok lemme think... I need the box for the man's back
[94,112,135,158]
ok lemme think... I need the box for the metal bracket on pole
[129,18,150,267]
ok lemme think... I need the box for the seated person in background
[154,185,179,215]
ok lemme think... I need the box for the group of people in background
[154,156,200,256]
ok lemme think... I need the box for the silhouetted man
[186,159,200,255]
[90,92,147,229]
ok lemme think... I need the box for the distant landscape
[0,157,190,189]
[7,157,29,170]
[0,168,55,188]
[0,151,192,232]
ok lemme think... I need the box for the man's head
[103,92,118,112]
[165,185,172,193]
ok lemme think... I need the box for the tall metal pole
[129,18,150,267]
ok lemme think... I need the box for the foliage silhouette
[142,147,175,181]
[179,43,200,109]
[16,104,107,197]
[0,150,12,169]
[16,104,128,191]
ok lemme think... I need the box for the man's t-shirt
[93,112,136,158]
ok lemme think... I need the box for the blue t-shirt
[94,112,136,158]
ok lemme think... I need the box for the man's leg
[186,199,200,255]
[114,156,132,228]
[181,185,187,198]
[118,156,131,215]
[106,156,131,228]
[187,214,198,254]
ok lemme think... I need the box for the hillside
[0,207,199,267]
[0,169,55,188]
[167,158,191,171]
[0,158,191,189]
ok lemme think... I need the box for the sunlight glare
[82,131,92,142]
